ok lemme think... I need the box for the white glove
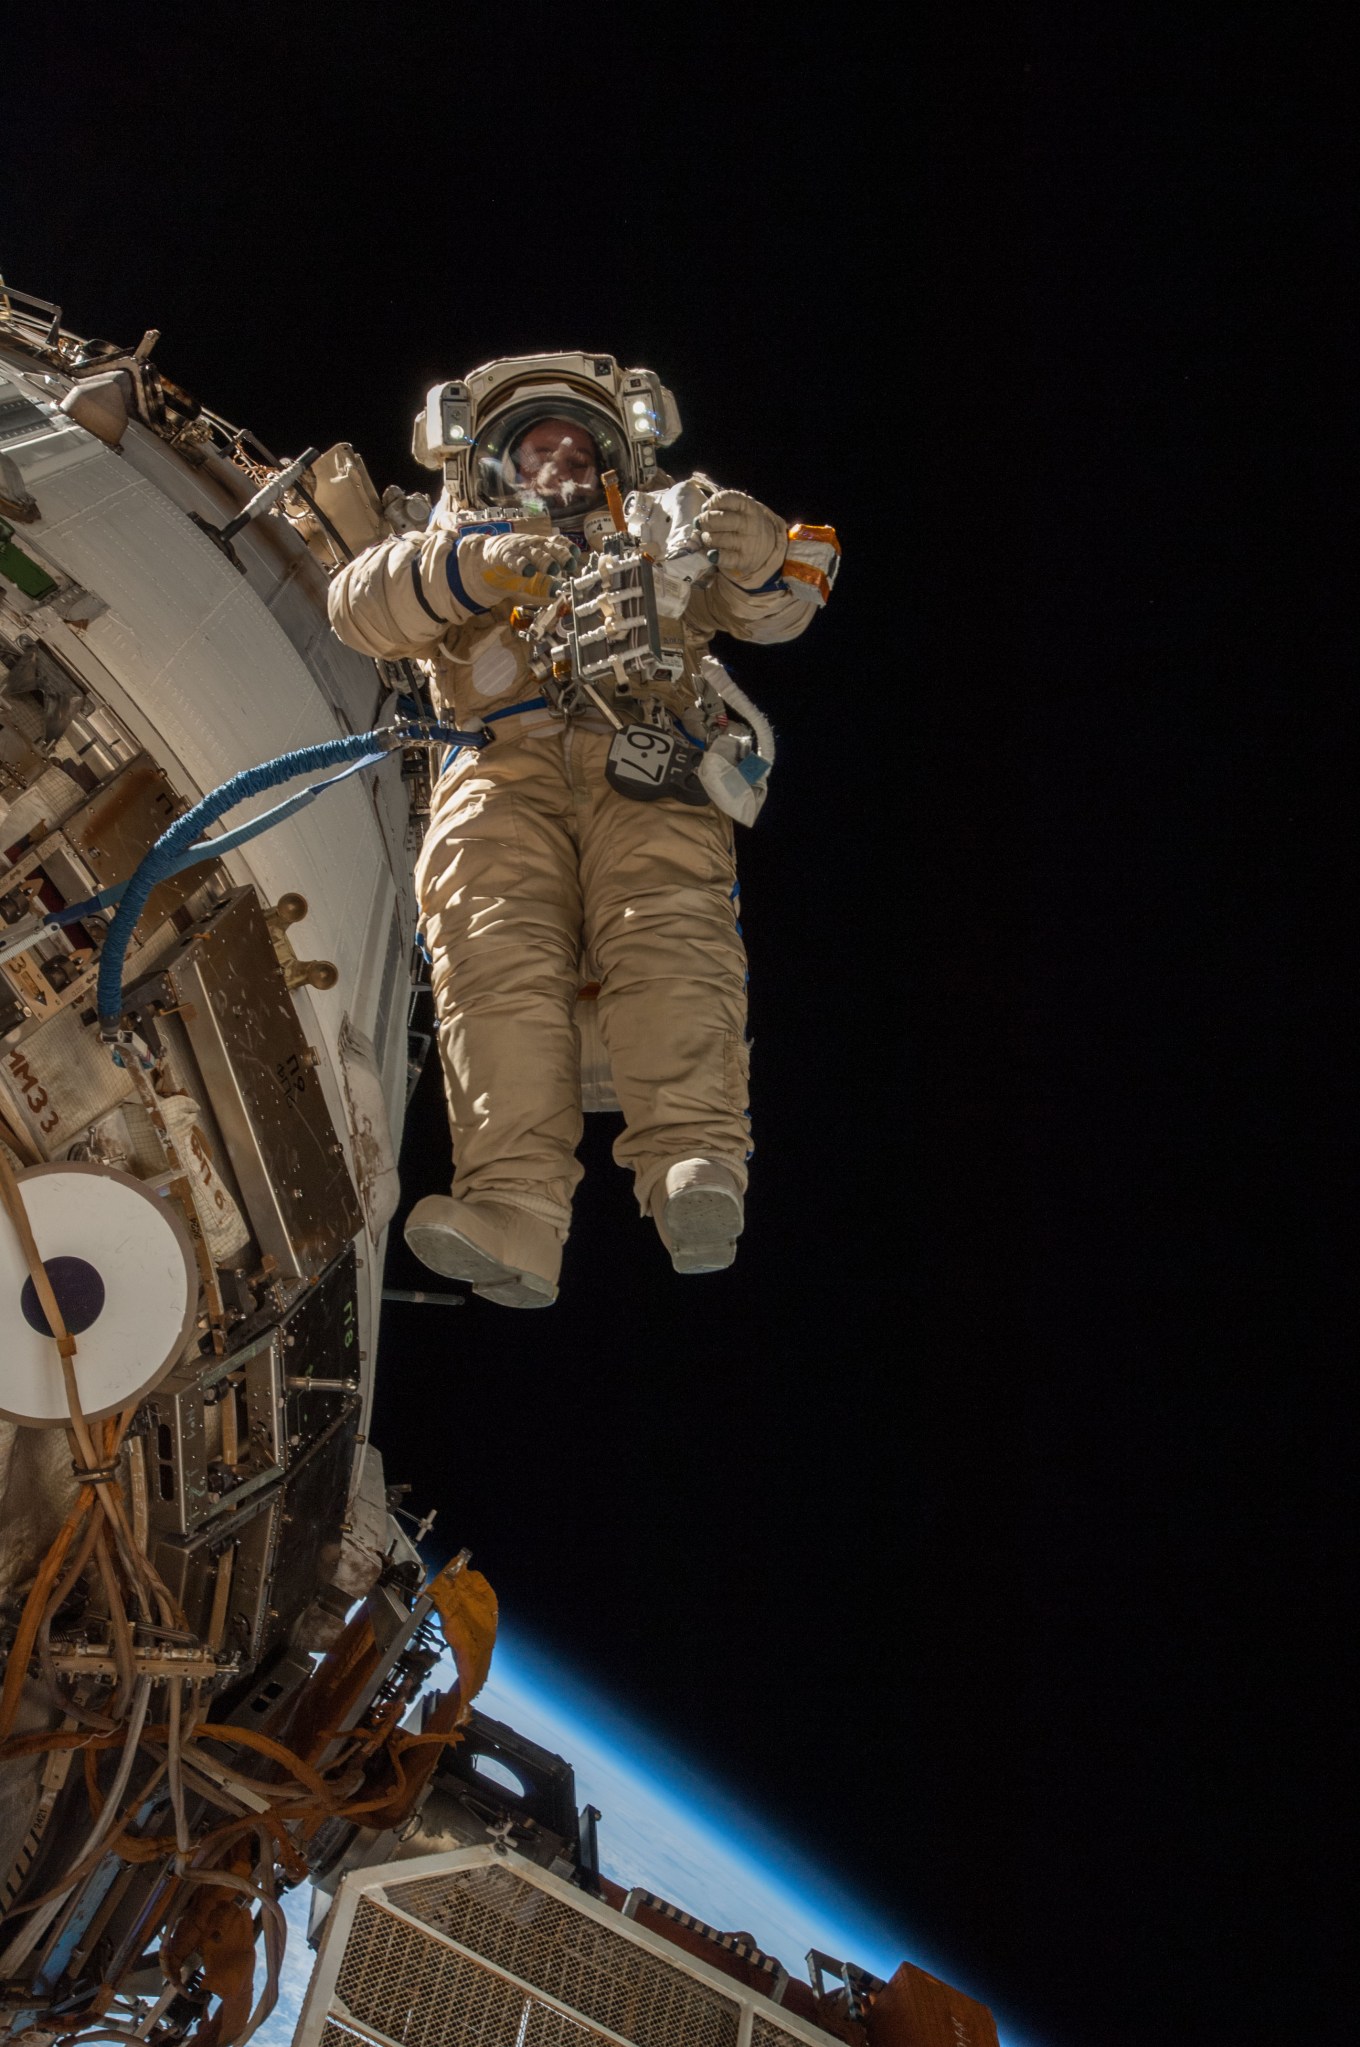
[695,489,787,590]
[455,529,575,610]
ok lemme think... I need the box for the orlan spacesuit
[328,353,838,1306]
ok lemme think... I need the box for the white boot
[652,1159,744,1274]
[404,1194,562,1309]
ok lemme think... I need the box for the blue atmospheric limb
[252,1627,1046,2047]
[477,1629,1048,2046]
[473,1628,1046,2047]
[479,1628,910,1972]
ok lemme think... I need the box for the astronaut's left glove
[696,490,787,592]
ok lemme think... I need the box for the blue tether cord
[59,750,385,930]
[92,719,484,1029]
[438,694,551,776]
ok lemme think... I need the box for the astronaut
[328,354,838,1307]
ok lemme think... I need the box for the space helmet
[412,353,682,533]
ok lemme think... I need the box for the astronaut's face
[512,417,601,511]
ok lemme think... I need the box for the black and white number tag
[605,725,709,806]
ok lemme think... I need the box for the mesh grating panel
[751,2020,810,2047]
[336,1895,529,2045]
[390,1865,742,2047]
[321,2026,374,2047]
[526,2004,627,2045]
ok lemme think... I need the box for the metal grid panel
[526,2005,632,2046]
[336,1895,528,2044]
[320,2024,374,2047]
[390,1865,742,2047]
[751,2020,810,2047]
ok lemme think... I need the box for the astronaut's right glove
[695,490,787,592]
[453,529,576,613]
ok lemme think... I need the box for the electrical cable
[94,1532,138,1721]
[167,1677,190,1858]
[37,1510,118,1733]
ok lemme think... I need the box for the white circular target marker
[0,1163,198,1427]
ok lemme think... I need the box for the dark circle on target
[20,1257,106,1337]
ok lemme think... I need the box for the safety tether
[94,719,483,1027]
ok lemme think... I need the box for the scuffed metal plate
[263,1411,356,1661]
[163,888,360,1279]
[276,1241,361,1446]
[1,1000,135,1153]
[63,752,199,940]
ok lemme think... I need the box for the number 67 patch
[605,725,709,806]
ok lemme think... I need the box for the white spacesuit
[328,353,838,1306]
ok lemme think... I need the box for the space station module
[0,278,501,2036]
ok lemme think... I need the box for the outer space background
[0,8,1349,2045]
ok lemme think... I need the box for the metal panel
[1,999,134,1155]
[164,888,361,1278]
[337,1898,535,2046]
[277,1242,362,1448]
[142,1244,360,1542]
[298,1849,841,2047]
[622,1894,787,2004]
[148,1524,228,1646]
[145,1250,359,1661]
[335,1895,625,2047]
[228,1643,316,1730]
[858,1962,1000,2047]
[262,1410,356,1659]
[150,1401,358,1664]
[392,1865,742,2047]
[0,394,48,441]
[319,2024,379,2047]
[61,752,198,940]
[243,1337,284,1476]
[143,1374,210,1535]
[224,1493,283,1662]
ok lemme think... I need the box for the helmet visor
[474,397,630,517]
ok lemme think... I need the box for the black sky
[1,10,1350,2044]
